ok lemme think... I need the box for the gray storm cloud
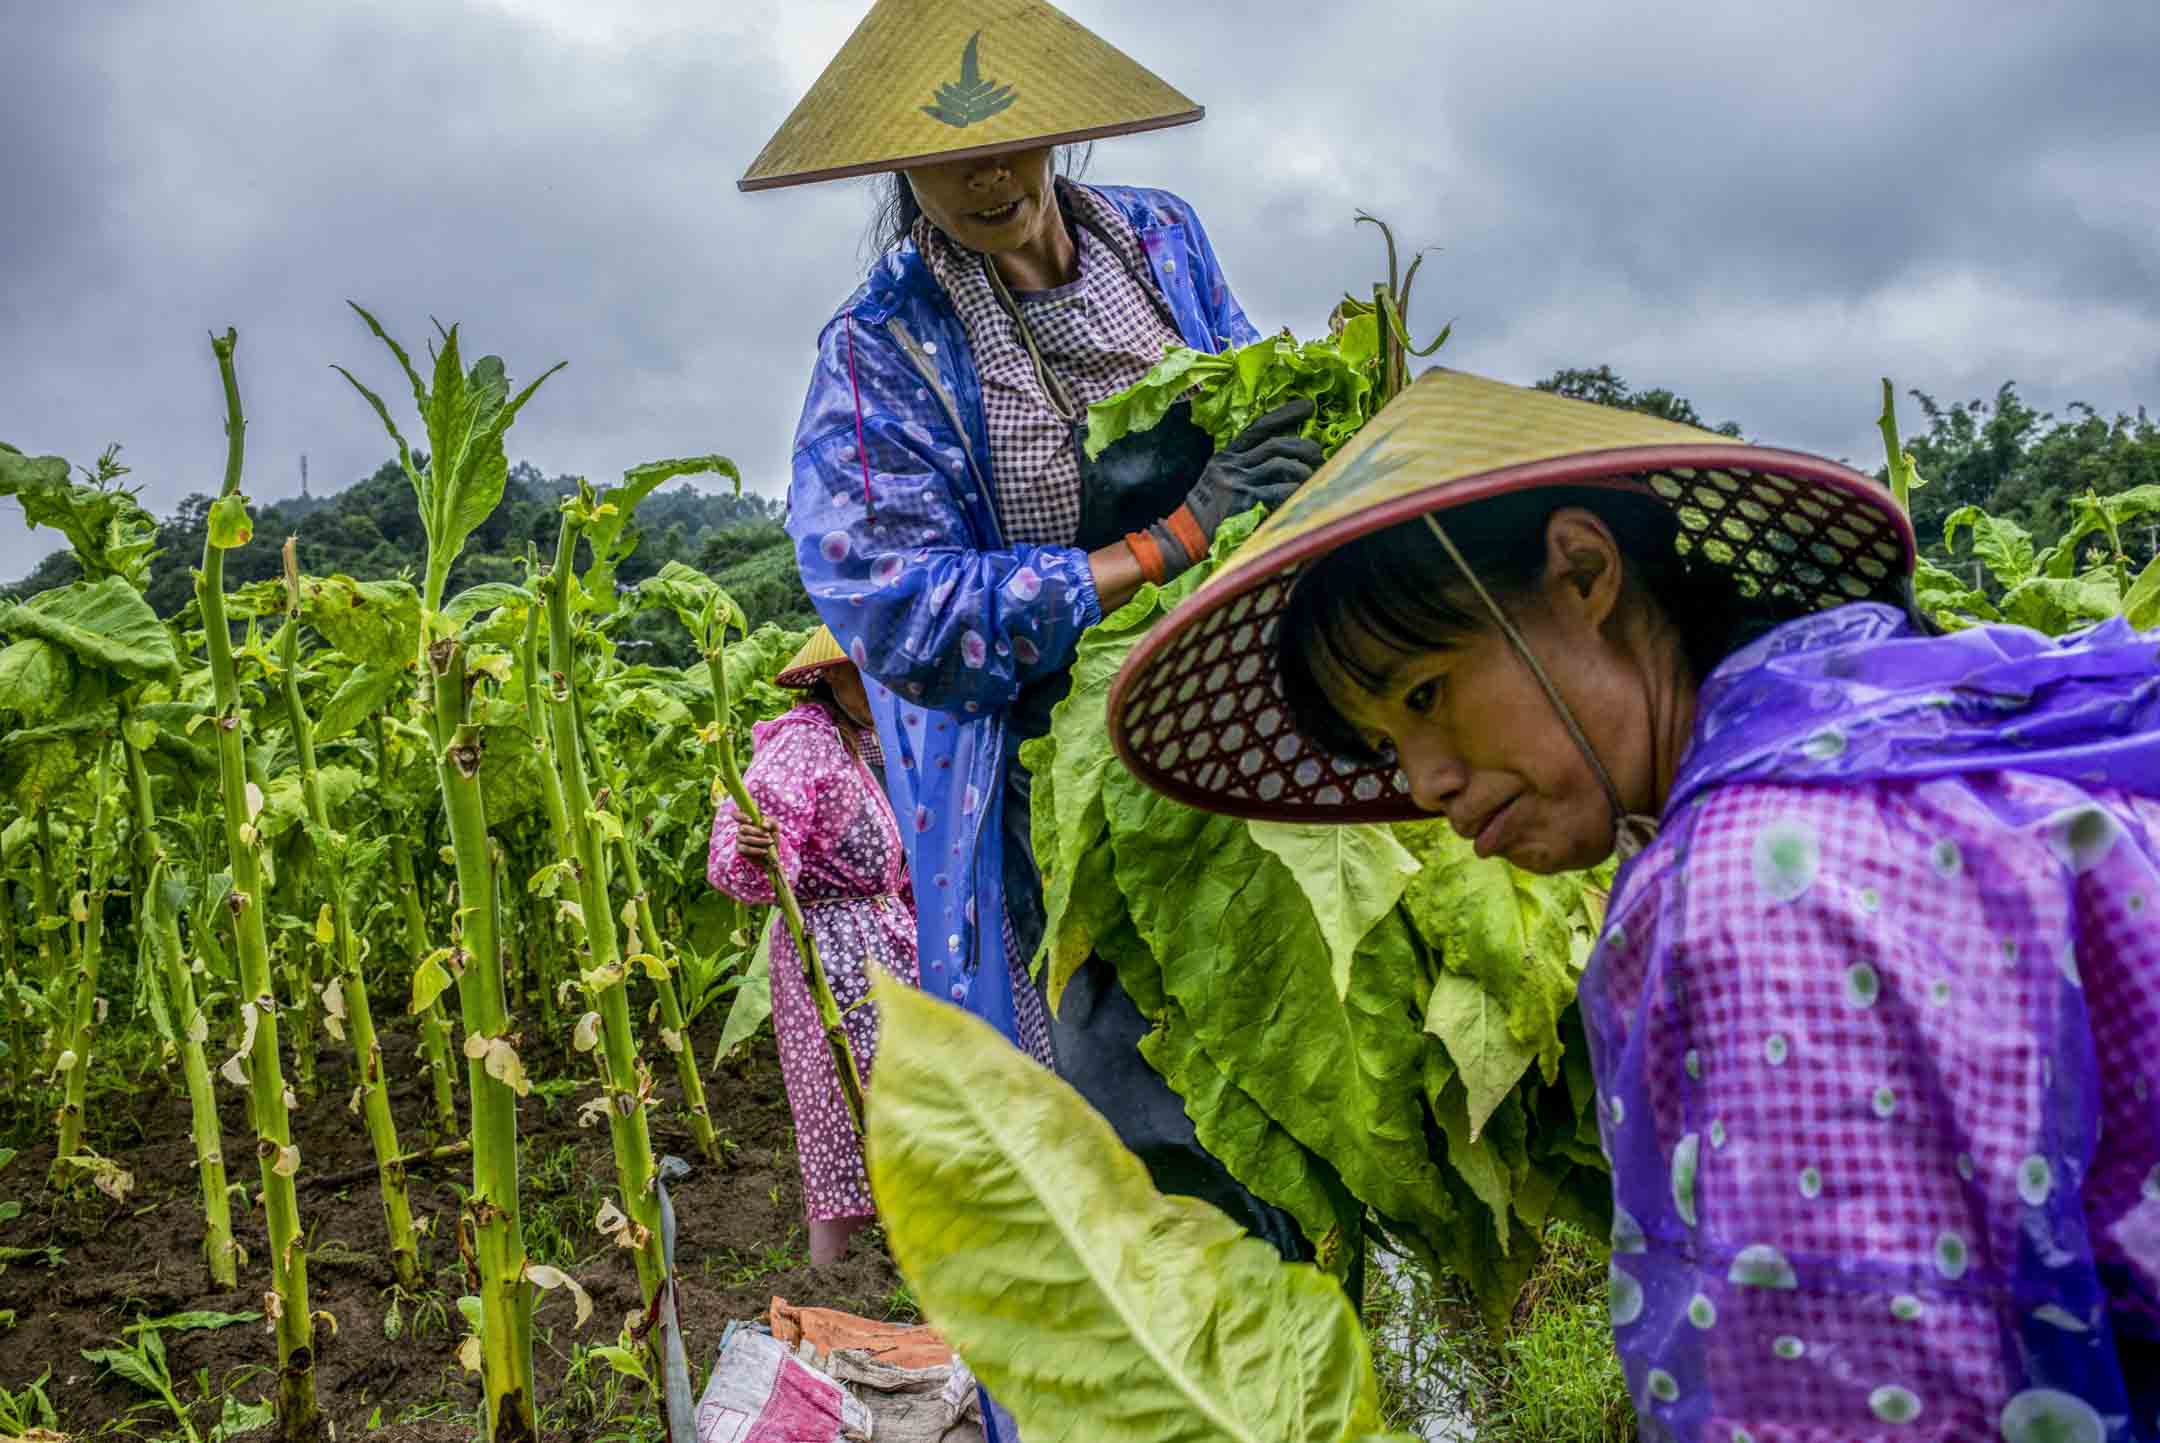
[5,0,2156,580]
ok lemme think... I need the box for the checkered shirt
[915,181,1185,547]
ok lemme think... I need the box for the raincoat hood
[1669,603,2160,813]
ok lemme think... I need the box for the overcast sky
[5,0,2157,582]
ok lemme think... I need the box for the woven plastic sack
[694,1325,874,1443]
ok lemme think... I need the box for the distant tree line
[11,370,2154,641]
[1537,366,2160,570]
[3,457,816,666]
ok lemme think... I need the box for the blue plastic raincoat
[785,185,1258,1043]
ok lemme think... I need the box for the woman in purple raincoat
[709,629,919,1265]
[1107,368,2160,1441]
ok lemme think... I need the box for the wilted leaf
[523,1262,593,1328]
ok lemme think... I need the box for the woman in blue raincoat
[738,0,1321,1262]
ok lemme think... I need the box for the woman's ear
[1541,508,1625,631]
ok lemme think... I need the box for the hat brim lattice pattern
[1107,372,1918,823]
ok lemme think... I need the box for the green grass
[1366,1221,1635,1442]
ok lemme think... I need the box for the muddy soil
[0,1010,904,1440]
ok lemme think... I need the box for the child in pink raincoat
[709,628,919,1265]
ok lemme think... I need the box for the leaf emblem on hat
[922,32,1018,129]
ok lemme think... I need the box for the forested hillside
[1,456,814,662]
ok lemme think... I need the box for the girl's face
[903,147,1059,255]
[826,663,873,728]
[1312,511,1671,875]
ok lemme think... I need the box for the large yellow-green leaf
[867,978,1395,1443]
[0,722,91,811]
[0,576,179,683]
[1140,1001,1363,1277]
[712,926,773,1066]
[1422,972,1537,1142]
[1104,766,1457,1245]
[1249,821,1421,999]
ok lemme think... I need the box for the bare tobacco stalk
[200,328,318,1438]
[278,540,421,1289]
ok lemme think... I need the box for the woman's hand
[735,823,778,867]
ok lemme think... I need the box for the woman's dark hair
[1277,486,1805,762]
[863,144,1094,259]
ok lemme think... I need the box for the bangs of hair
[1276,485,1774,766]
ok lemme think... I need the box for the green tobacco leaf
[207,493,253,549]
[1422,972,1536,1142]
[2123,555,2160,631]
[0,577,178,684]
[1249,821,1421,999]
[1398,823,1589,1104]
[866,977,1390,1443]
[342,310,561,609]
[582,460,737,614]
[1140,1006,1363,1277]
[316,662,408,744]
[1423,1047,1511,1244]
[0,443,159,586]
[2059,484,2160,566]
[444,582,534,631]
[1081,349,1229,459]
[290,575,422,668]
[1943,505,2038,590]
[0,725,88,812]
[713,926,773,1066]
[0,638,74,722]
[477,723,545,823]
[127,1309,260,1334]
[1105,767,1456,1245]
[1913,559,2000,630]
[1998,572,2124,635]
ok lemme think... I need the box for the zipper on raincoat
[881,313,1008,991]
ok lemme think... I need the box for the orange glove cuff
[1165,505,1210,566]
[1126,529,1168,586]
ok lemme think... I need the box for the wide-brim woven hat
[1107,367,1919,823]
[738,0,1201,192]
[776,627,852,689]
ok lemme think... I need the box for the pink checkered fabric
[916,181,1184,546]
[1587,773,2160,1442]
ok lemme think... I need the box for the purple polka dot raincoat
[1587,603,2160,1441]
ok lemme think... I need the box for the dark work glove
[1133,398,1324,582]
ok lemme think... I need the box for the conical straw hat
[739,0,1202,192]
[1107,367,1918,822]
[776,626,851,689]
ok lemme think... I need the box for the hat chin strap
[1419,515,1661,864]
